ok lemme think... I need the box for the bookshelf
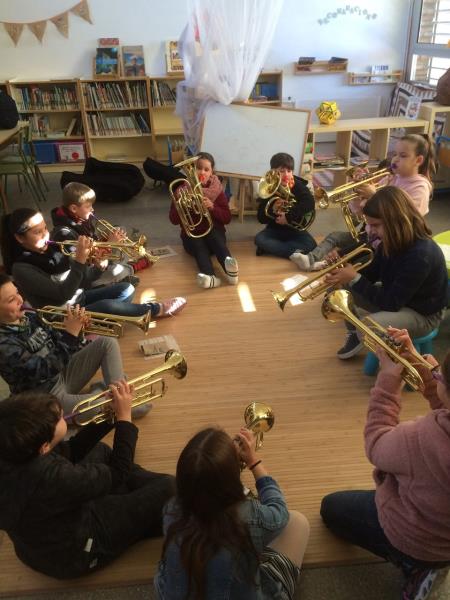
[148,74,184,163]
[0,82,7,95]
[308,116,429,187]
[248,70,283,104]
[347,70,403,85]
[294,60,348,75]
[7,79,85,169]
[79,77,152,163]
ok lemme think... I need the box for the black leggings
[182,229,231,275]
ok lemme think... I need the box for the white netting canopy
[176,0,284,153]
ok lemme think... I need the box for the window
[407,0,450,85]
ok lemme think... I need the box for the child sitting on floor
[255,152,316,260]
[0,383,174,579]
[169,152,239,289]
[51,182,140,286]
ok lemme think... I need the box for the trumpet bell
[321,288,356,323]
[244,402,275,433]
[164,349,188,379]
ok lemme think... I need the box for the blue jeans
[83,282,160,317]
[320,490,449,575]
[255,226,317,258]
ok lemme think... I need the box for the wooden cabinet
[248,70,283,104]
[148,74,184,163]
[418,102,450,190]
[308,116,429,186]
[7,79,85,169]
[79,77,152,163]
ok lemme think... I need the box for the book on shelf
[165,41,184,74]
[66,117,77,136]
[95,46,120,77]
[313,155,345,168]
[121,45,146,77]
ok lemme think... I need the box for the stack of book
[86,112,150,136]
[83,81,148,109]
[313,154,345,169]
[150,81,177,106]
[12,85,79,111]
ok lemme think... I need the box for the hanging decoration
[318,5,377,25]
[1,0,92,45]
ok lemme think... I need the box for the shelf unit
[7,79,85,167]
[148,74,184,163]
[79,77,152,163]
[248,70,283,104]
[308,116,429,186]
[347,70,403,86]
[294,59,348,75]
[419,102,450,189]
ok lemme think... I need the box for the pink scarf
[201,174,223,202]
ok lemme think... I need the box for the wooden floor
[0,241,430,595]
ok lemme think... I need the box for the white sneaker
[311,260,328,271]
[224,256,239,285]
[289,252,312,271]
[197,273,222,289]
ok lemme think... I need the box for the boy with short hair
[0,384,174,579]
[255,152,317,259]
[51,182,142,287]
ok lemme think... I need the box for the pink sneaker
[160,296,187,317]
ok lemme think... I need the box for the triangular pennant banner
[27,20,47,43]
[50,11,69,38]
[71,0,93,24]
[4,22,24,46]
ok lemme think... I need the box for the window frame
[406,0,450,85]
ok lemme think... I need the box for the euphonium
[259,169,315,232]
[92,215,159,264]
[272,244,373,310]
[314,167,390,209]
[322,289,434,390]
[50,237,149,263]
[37,306,152,338]
[66,349,187,426]
[244,402,275,451]
[169,156,213,239]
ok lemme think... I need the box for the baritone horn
[322,289,433,390]
[66,350,188,426]
[314,167,390,209]
[92,216,159,264]
[272,244,373,310]
[36,306,152,338]
[169,156,213,238]
[259,169,315,231]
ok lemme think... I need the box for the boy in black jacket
[255,152,317,259]
[0,384,174,579]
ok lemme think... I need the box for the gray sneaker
[337,332,364,359]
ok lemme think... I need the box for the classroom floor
[0,172,449,600]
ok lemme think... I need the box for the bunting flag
[2,0,92,45]
[27,20,47,43]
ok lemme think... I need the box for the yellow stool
[434,230,450,306]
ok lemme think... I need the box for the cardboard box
[56,142,86,162]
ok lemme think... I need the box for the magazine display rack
[7,79,85,170]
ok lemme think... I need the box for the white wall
[0,0,411,118]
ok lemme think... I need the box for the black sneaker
[256,247,265,256]
[123,275,140,287]
[337,332,364,359]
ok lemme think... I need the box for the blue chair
[363,328,439,376]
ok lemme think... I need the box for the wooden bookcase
[148,74,184,163]
[7,79,85,170]
[308,116,429,186]
[79,77,152,163]
[248,70,283,104]
[347,70,403,85]
[294,60,348,75]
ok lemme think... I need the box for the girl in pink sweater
[321,330,450,600]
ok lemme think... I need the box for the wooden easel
[220,174,259,222]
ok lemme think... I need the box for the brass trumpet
[314,167,389,209]
[259,169,315,232]
[244,402,275,452]
[272,244,373,310]
[66,349,188,426]
[169,156,213,238]
[92,216,159,264]
[322,289,433,390]
[37,306,152,338]
[50,237,149,263]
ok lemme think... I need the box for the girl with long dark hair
[154,427,310,600]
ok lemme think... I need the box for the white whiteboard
[200,103,311,179]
